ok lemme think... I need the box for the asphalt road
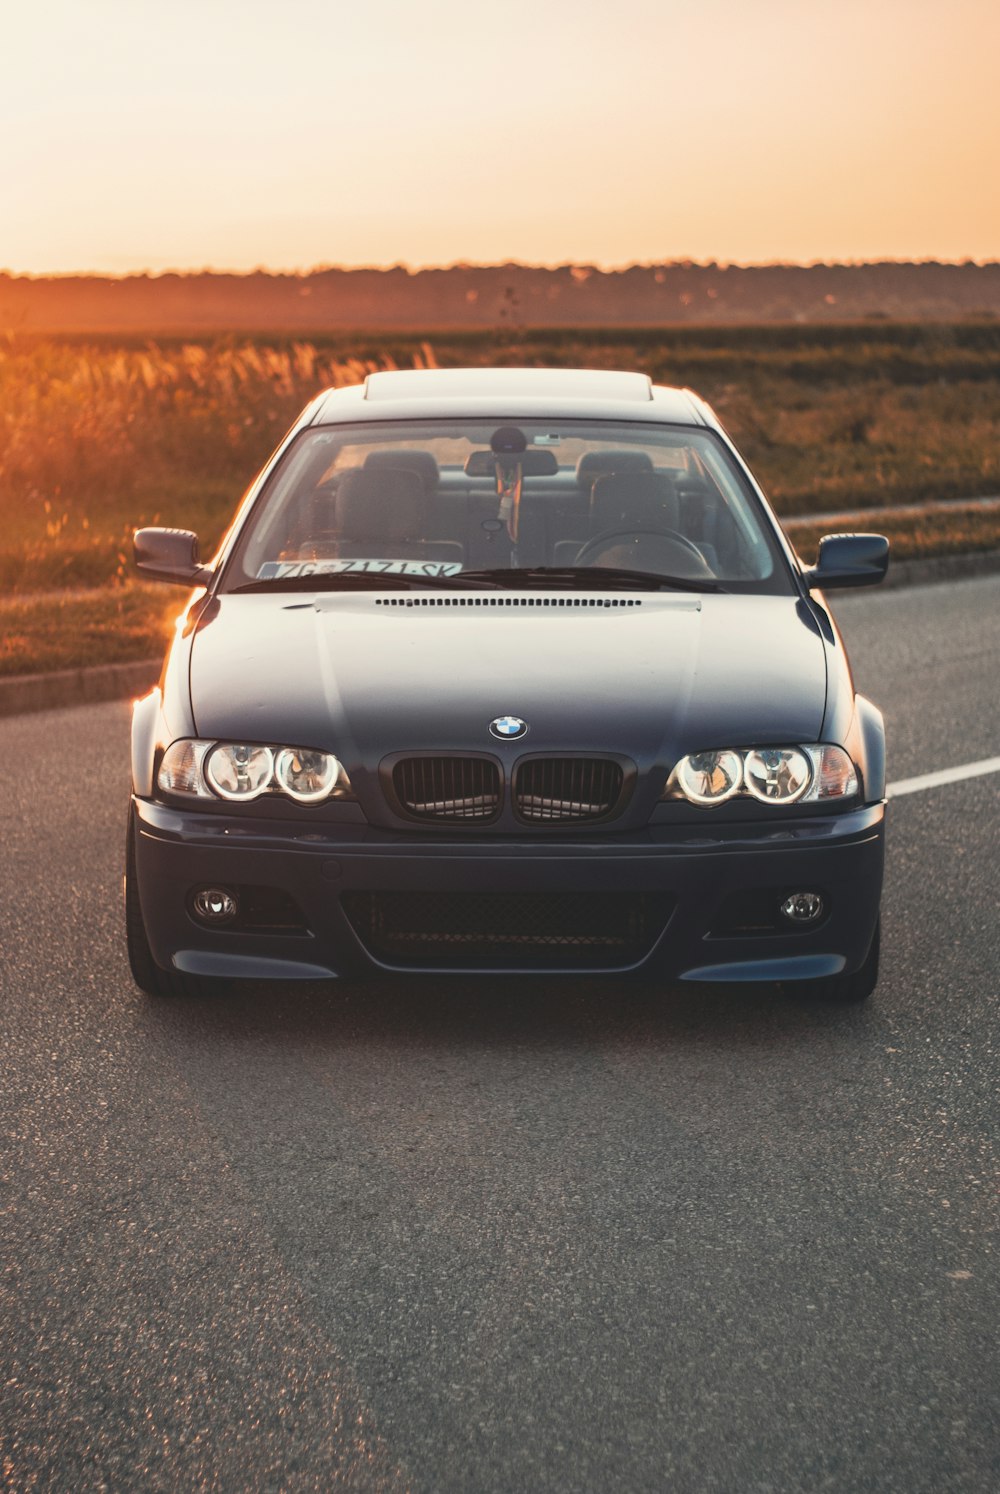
[1,576,998,1493]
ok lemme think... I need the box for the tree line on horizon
[2,261,999,333]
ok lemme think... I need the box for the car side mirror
[134,527,213,586]
[802,533,889,591]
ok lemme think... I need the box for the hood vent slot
[375,596,642,608]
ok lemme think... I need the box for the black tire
[125,808,225,999]
[786,917,881,1005]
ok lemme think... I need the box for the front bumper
[131,796,885,983]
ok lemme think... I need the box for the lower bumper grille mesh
[341,890,673,970]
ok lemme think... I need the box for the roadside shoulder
[0,658,162,719]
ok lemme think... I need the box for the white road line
[887,756,1000,798]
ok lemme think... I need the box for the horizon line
[3,256,999,282]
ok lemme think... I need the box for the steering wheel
[574,526,716,579]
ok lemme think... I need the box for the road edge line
[887,756,1000,798]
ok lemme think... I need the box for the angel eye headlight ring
[205,743,275,801]
[274,747,341,803]
[674,749,744,805]
[743,747,812,804]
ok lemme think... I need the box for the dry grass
[0,338,437,590]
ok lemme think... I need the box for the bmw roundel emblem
[489,715,528,741]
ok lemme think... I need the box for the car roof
[308,367,712,429]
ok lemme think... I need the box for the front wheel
[124,808,226,999]
[786,917,881,1005]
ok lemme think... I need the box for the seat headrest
[576,449,654,492]
[337,467,424,543]
[363,449,439,495]
[590,471,679,531]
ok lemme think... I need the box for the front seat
[334,468,463,563]
[363,448,441,496]
[577,470,715,579]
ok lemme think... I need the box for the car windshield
[225,420,792,594]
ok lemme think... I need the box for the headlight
[666,744,857,807]
[743,747,811,804]
[206,744,274,801]
[274,747,340,803]
[674,749,743,805]
[157,739,351,803]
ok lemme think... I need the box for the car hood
[188,591,827,767]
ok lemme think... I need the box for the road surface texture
[1,576,998,1492]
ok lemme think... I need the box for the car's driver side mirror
[134,527,213,586]
[802,533,889,591]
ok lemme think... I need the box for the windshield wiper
[230,565,726,596]
[456,566,727,593]
[229,570,503,594]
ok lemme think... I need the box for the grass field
[1,324,998,674]
[0,584,180,678]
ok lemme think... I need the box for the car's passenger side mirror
[134,527,213,586]
[802,533,889,591]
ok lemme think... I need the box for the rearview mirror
[134,527,212,586]
[464,449,559,478]
[802,533,889,591]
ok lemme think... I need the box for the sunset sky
[4,0,998,275]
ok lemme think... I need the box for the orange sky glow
[3,0,999,276]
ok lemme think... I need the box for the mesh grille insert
[392,757,501,822]
[341,890,673,970]
[514,758,625,823]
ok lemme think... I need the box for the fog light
[780,891,825,924]
[192,887,238,924]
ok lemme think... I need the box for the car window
[226,420,792,593]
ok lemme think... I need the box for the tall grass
[0,339,437,590]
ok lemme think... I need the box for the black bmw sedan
[126,367,888,1000]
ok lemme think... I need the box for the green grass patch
[0,584,180,677]
[788,504,1000,564]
